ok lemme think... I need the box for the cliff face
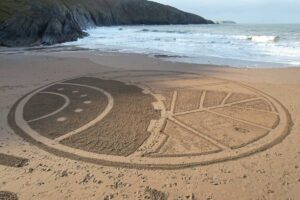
[0,0,213,47]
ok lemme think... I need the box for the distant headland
[215,21,237,24]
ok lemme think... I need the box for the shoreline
[60,24,300,68]
[0,46,299,69]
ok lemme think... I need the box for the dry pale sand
[0,51,300,200]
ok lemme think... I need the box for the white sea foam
[65,24,300,68]
[237,35,280,43]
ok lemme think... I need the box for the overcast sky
[152,0,300,24]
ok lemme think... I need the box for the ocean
[63,24,300,68]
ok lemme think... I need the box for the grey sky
[152,0,300,24]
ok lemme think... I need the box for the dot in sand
[74,108,83,113]
[83,100,92,104]
[80,94,88,98]
[72,90,79,93]
[57,117,67,122]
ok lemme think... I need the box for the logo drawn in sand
[8,71,292,169]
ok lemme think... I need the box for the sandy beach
[0,51,300,199]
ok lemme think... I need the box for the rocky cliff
[0,0,213,47]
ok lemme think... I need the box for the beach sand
[0,51,299,199]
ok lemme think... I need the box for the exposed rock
[0,0,213,47]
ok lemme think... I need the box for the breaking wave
[139,28,189,34]
[238,35,280,43]
[66,24,300,67]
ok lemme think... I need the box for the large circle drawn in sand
[8,72,291,169]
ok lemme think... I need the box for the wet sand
[0,51,300,199]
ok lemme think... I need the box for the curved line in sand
[27,92,70,123]
[16,82,114,146]
[53,83,114,142]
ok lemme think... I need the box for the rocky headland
[0,0,213,47]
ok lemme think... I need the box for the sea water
[66,24,300,68]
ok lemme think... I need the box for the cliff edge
[0,0,213,47]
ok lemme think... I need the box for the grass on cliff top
[0,0,29,23]
[0,0,115,23]
[0,0,58,23]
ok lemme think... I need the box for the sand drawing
[8,71,291,169]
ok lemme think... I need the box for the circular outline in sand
[8,73,292,170]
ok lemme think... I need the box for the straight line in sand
[174,97,262,116]
[170,91,178,114]
[207,110,273,131]
[221,92,232,105]
[231,106,279,115]
[168,117,231,150]
[199,90,206,109]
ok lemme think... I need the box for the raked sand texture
[0,52,299,199]
[8,71,289,169]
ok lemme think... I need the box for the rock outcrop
[0,0,213,47]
